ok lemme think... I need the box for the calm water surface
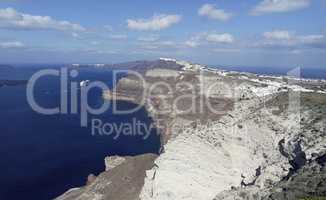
[0,66,160,200]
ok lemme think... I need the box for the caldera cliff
[57,59,326,200]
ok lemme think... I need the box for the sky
[0,0,325,67]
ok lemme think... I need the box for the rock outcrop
[56,154,157,200]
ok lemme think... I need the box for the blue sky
[0,0,325,67]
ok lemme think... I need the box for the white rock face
[140,100,295,200]
[140,106,325,200]
[105,156,126,171]
[139,59,326,200]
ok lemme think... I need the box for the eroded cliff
[57,59,326,200]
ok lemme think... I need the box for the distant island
[0,65,14,71]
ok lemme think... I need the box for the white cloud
[184,34,203,48]
[71,32,79,37]
[140,40,178,50]
[0,41,25,48]
[257,30,326,49]
[90,41,100,45]
[298,34,325,44]
[157,41,175,46]
[109,34,127,39]
[206,33,234,44]
[138,35,160,42]
[263,30,292,40]
[213,48,241,53]
[251,0,310,15]
[103,25,113,31]
[71,32,82,39]
[185,40,199,48]
[0,7,86,32]
[127,14,181,31]
[290,49,302,54]
[198,4,233,21]
[184,32,235,47]
[265,30,325,45]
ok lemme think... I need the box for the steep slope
[57,59,326,200]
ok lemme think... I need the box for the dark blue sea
[214,66,326,80]
[0,66,160,200]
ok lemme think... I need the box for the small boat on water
[80,80,90,87]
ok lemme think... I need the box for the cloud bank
[0,41,25,48]
[263,30,293,40]
[0,8,86,32]
[251,0,310,15]
[184,32,235,48]
[198,4,233,21]
[206,33,234,44]
[127,14,181,31]
[257,30,325,49]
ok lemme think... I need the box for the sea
[0,65,160,200]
